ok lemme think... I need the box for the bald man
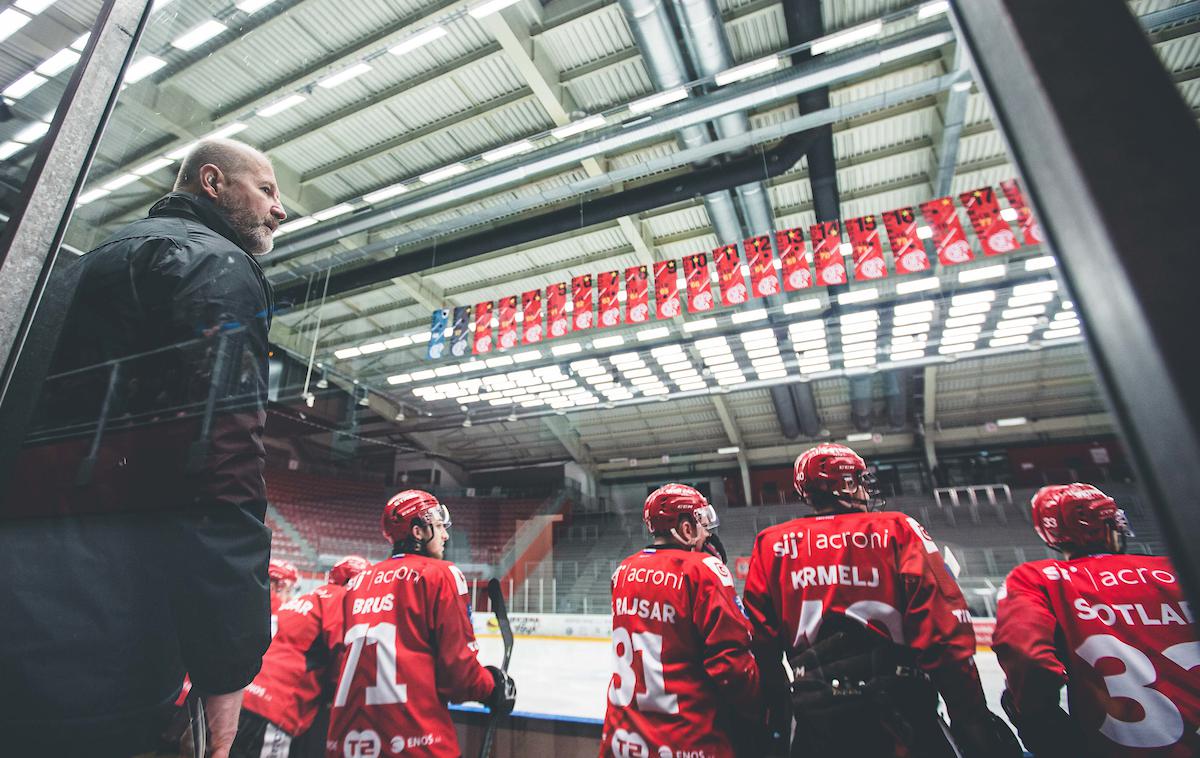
[0,139,285,757]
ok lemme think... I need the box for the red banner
[744,236,780,298]
[546,283,569,339]
[497,295,518,350]
[775,227,812,291]
[654,260,681,319]
[682,253,715,312]
[472,301,494,355]
[597,270,621,328]
[713,244,748,306]
[882,207,929,275]
[521,289,542,344]
[920,197,974,265]
[845,215,887,281]
[810,221,847,286]
[999,178,1044,246]
[571,274,593,331]
[625,265,650,323]
[960,186,1018,256]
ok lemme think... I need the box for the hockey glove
[486,665,517,715]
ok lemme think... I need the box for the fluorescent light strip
[131,157,174,176]
[837,288,878,305]
[592,335,624,349]
[551,114,606,139]
[237,0,279,11]
[1001,305,1045,319]
[895,276,939,294]
[917,1,950,19]
[363,184,407,203]
[210,122,248,140]
[3,71,46,99]
[0,141,22,160]
[629,86,689,114]
[482,140,534,163]
[783,297,822,314]
[1013,279,1059,295]
[276,216,317,235]
[989,335,1029,347]
[101,172,138,191]
[731,308,767,324]
[551,342,582,356]
[889,350,926,361]
[714,56,781,86]
[1044,327,1081,339]
[996,416,1027,427]
[125,55,167,83]
[811,20,883,55]
[313,203,354,221]
[318,62,372,89]
[958,264,1007,283]
[636,326,670,341]
[420,163,468,184]
[36,48,80,77]
[389,25,447,56]
[1025,256,1057,271]
[894,300,936,315]
[258,94,307,117]
[683,318,717,333]
[171,20,226,51]
[951,290,996,306]
[0,9,32,44]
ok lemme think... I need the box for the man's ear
[198,165,222,199]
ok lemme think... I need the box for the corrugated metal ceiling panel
[538,3,633,73]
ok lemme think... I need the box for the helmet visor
[693,504,719,531]
[424,504,452,528]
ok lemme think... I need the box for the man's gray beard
[215,196,273,255]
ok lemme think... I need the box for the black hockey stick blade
[487,577,514,671]
[480,578,513,758]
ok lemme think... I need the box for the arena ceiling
[1,0,1197,474]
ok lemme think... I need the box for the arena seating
[264,468,547,571]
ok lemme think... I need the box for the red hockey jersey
[743,512,983,718]
[600,546,760,758]
[243,583,346,736]
[994,553,1200,757]
[326,554,494,758]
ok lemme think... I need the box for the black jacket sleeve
[143,236,274,693]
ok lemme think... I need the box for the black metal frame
[952,0,1200,607]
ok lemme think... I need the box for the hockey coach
[0,139,286,757]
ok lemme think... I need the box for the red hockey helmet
[793,443,882,509]
[328,555,371,586]
[268,559,299,587]
[643,483,719,535]
[1031,483,1131,552]
[381,489,452,543]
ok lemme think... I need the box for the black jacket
[0,193,274,755]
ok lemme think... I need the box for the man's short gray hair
[174,138,268,191]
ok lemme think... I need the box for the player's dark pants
[229,709,327,758]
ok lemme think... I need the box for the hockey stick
[187,695,206,758]
[479,578,514,758]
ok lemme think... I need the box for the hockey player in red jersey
[326,490,516,758]
[270,558,301,635]
[744,443,1017,757]
[232,555,372,758]
[994,483,1200,757]
[600,484,761,758]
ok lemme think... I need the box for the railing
[933,484,1015,525]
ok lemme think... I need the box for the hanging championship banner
[497,295,518,350]
[473,301,493,354]
[597,270,621,328]
[625,265,650,323]
[521,289,542,344]
[546,283,569,339]
[571,274,594,330]
[999,178,1044,246]
[682,253,715,312]
[960,186,1018,256]
[714,244,748,306]
[449,305,471,358]
[845,215,888,281]
[882,207,930,275]
[427,308,449,360]
[745,235,780,298]
[775,227,812,291]
[810,221,847,286]
[654,260,681,319]
[920,197,974,265]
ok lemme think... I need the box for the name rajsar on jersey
[614,597,678,623]
[1073,597,1194,627]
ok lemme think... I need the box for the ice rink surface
[474,635,1013,725]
